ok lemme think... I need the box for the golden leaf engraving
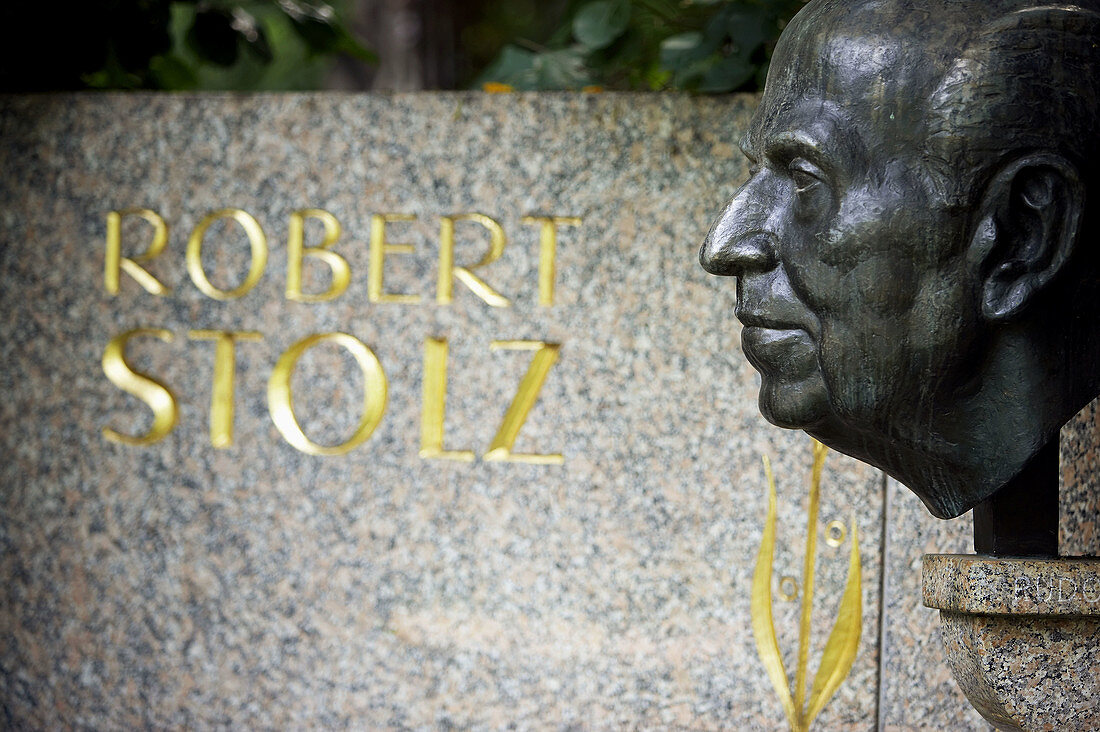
[751,455,798,728]
[749,440,863,731]
[807,519,862,722]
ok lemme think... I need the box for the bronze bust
[700,0,1100,524]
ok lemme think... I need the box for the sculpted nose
[699,197,777,276]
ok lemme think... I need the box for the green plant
[475,0,807,92]
[0,1,373,92]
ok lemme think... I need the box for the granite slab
[4,91,1095,731]
[1061,397,1100,557]
[0,93,885,730]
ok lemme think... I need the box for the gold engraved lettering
[369,213,421,303]
[104,209,171,296]
[436,213,511,307]
[484,340,562,464]
[101,328,178,445]
[186,208,268,300]
[286,208,350,303]
[521,216,581,306]
[419,337,475,461]
[188,330,263,448]
[267,332,388,456]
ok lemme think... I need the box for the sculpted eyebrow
[764,131,835,173]
[765,131,821,158]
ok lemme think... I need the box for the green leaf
[479,44,592,90]
[277,0,338,25]
[149,54,198,90]
[698,54,754,92]
[532,47,591,89]
[475,45,537,88]
[233,10,274,64]
[171,5,333,91]
[644,65,672,90]
[287,15,341,54]
[277,0,374,61]
[659,31,705,71]
[573,0,631,51]
[726,10,774,53]
[334,33,377,63]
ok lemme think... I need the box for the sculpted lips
[742,324,813,359]
[738,313,817,373]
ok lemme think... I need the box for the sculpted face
[702,11,975,443]
[701,0,1100,520]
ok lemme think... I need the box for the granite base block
[924,555,1100,732]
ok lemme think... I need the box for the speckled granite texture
[1061,397,1100,556]
[881,402,1100,731]
[939,612,1100,732]
[0,93,1090,730]
[924,556,1100,730]
[924,555,1100,615]
[0,93,885,730]
[878,479,990,731]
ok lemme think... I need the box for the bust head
[700,0,1100,518]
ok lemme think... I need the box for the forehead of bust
[749,0,992,158]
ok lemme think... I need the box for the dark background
[0,0,805,93]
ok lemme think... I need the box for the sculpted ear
[971,154,1084,321]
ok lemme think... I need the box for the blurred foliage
[1,0,804,93]
[457,0,571,88]
[474,0,807,92]
[0,0,373,91]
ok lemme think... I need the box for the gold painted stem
[751,438,857,732]
[795,440,828,725]
[753,456,799,730]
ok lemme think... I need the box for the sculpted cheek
[804,249,917,316]
[906,270,977,355]
[849,254,917,313]
[815,319,881,421]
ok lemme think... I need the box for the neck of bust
[810,319,1093,519]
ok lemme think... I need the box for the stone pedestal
[923,554,1100,731]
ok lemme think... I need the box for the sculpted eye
[740,142,761,177]
[744,155,761,178]
[788,157,824,193]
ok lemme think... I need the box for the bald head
[775,0,1100,202]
